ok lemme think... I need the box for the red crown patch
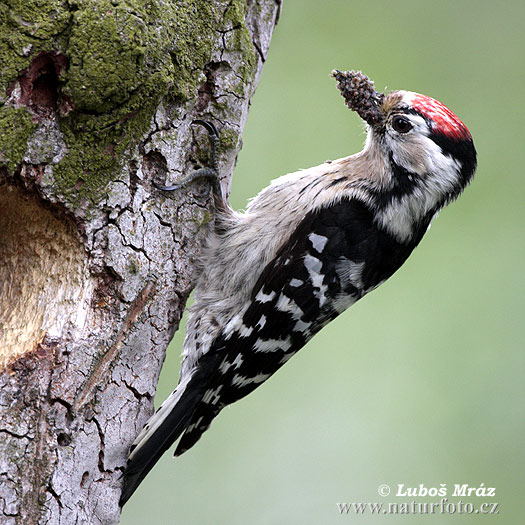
[412,94,471,140]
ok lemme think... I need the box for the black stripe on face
[367,152,420,210]
[428,132,477,194]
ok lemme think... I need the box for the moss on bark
[0,106,37,170]
[0,0,258,205]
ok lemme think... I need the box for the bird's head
[332,70,477,241]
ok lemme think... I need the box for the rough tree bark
[0,1,281,523]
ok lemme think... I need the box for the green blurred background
[121,1,524,523]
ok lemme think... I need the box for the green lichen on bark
[218,127,240,153]
[0,0,68,171]
[54,0,223,203]
[0,107,37,170]
[0,0,259,205]
[223,0,257,82]
[0,0,70,97]
[168,1,218,101]
[210,0,257,131]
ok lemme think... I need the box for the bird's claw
[155,120,221,198]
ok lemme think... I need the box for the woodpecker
[120,70,476,505]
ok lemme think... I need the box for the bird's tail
[119,350,221,506]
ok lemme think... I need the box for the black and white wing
[173,197,414,454]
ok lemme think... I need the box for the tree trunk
[0,1,280,522]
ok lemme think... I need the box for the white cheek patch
[387,115,430,175]
[424,142,463,201]
[380,127,462,242]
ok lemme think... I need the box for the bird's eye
[392,116,413,133]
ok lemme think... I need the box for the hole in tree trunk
[6,51,71,117]
[0,184,93,369]
[57,433,72,446]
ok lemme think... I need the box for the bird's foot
[154,120,221,198]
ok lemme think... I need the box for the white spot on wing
[185,416,203,433]
[237,323,253,338]
[289,278,303,287]
[223,313,242,341]
[219,360,232,374]
[276,294,303,319]
[293,319,311,333]
[309,232,328,253]
[254,337,292,353]
[304,253,322,274]
[202,385,223,404]
[219,353,243,374]
[304,253,328,306]
[337,259,365,290]
[255,289,276,303]
[232,353,243,369]
[232,372,271,387]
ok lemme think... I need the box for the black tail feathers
[119,351,222,507]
